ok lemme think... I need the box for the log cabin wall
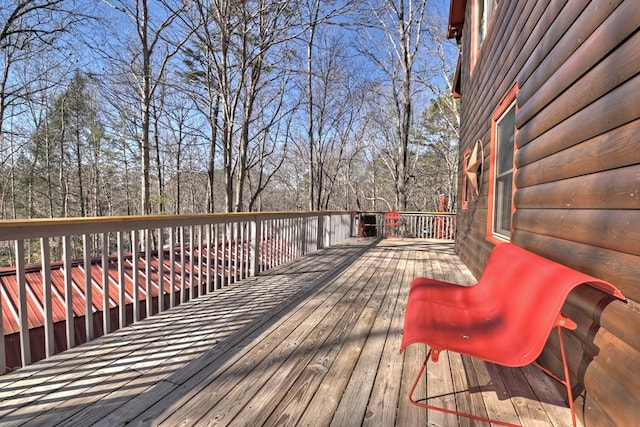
[453,0,640,425]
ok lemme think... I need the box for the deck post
[63,235,74,349]
[250,216,260,277]
[317,214,325,250]
[0,290,3,372]
[102,232,110,334]
[83,234,94,341]
[15,240,31,367]
[117,232,126,329]
[41,237,54,357]
[132,230,140,321]
[0,242,5,372]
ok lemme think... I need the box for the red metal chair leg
[533,326,578,427]
[557,326,577,427]
[408,347,521,427]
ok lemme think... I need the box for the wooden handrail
[0,211,349,240]
[0,211,355,374]
[0,211,455,374]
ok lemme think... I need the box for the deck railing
[355,212,456,240]
[400,212,456,240]
[0,210,454,374]
[0,211,353,374]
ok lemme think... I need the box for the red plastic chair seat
[400,243,625,426]
[401,243,623,365]
[384,212,401,238]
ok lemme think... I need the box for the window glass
[496,107,515,173]
[477,0,485,48]
[493,104,515,238]
[476,0,496,50]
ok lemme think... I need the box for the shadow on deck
[0,239,578,426]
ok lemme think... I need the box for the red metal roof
[0,240,270,370]
[0,238,294,370]
[2,254,165,336]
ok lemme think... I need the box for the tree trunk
[397,71,411,211]
[75,127,85,217]
[306,20,317,211]
[153,104,164,213]
[207,93,220,213]
[59,99,68,217]
[223,123,234,213]
[140,0,152,215]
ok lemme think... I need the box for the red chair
[400,243,625,427]
[384,212,401,237]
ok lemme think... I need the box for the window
[487,85,517,243]
[493,105,515,238]
[476,0,495,48]
[472,0,496,70]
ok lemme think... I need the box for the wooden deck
[0,239,579,426]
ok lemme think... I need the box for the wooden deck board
[0,239,581,426]
[261,252,392,427]
[329,250,403,426]
[361,250,409,427]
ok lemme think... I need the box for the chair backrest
[400,243,625,366]
[385,211,400,221]
[473,243,625,365]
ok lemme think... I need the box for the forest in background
[0,0,459,219]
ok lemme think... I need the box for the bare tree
[358,0,429,210]
[298,0,360,211]
[413,7,460,211]
[102,0,189,214]
[160,83,203,214]
[0,0,83,202]
[184,0,301,213]
[180,0,222,213]
[0,0,461,220]
[362,98,402,211]
[246,77,297,212]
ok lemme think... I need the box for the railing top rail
[400,211,456,215]
[356,211,456,216]
[0,211,352,241]
[0,209,356,374]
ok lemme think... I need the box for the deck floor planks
[1,241,372,426]
[125,242,376,426]
[260,250,396,426]
[80,260,336,425]
[294,248,401,427]
[329,249,406,426]
[422,244,460,427]
[496,364,555,426]
[433,245,488,427]
[195,247,396,426]
[0,239,582,427]
[361,249,413,427]
[519,363,577,427]
[449,352,489,427]
[471,356,522,426]
[396,245,427,427]
[0,327,162,424]
[243,249,400,426]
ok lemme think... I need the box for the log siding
[452,0,640,425]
